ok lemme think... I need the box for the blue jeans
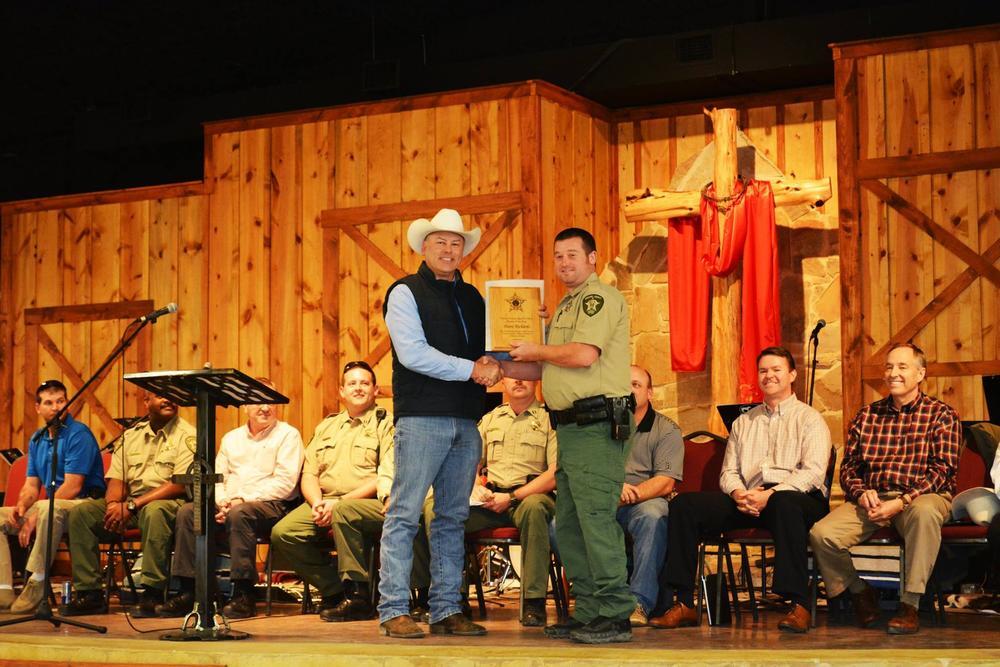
[377,416,481,623]
[616,497,670,614]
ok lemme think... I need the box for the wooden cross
[623,108,833,434]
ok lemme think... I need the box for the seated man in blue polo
[0,380,105,614]
[618,365,684,627]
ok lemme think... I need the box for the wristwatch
[126,499,137,513]
[899,494,911,509]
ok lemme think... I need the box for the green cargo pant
[270,501,342,598]
[329,498,431,589]
[66,497,184,591]
[461,494,556,599]
[555,422,635,622]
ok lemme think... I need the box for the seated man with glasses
[271,361,393,621]
[157,378,304,619]
[0,380,105,614]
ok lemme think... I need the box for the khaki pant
[270,502,342,598]
[809,493,952,598]
[0,499,83,586]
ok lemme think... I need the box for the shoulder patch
[185,435,197,453]
[581,293,604,317]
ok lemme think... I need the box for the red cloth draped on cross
[666,179,781,403]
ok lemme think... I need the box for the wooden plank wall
[0,83,616,488]
[613,88,843,437]
[855,38,999,419]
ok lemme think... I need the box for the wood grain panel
[977,42,1000,362]
[89,204,121,444]
[335,117,368,374]
[149,198,179,371]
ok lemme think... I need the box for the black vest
[384,262,486,421]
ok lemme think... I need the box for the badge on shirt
[185,435,197,453]
[582,294,604,316]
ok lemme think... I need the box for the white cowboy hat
[407,208,481,256]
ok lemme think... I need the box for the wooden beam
[321,191,525,228]
[856,147,1000,180]
[831,24,1000,60]
[322,226,340,416]
[24,300,155,326]
[862,360,1000,380]
[866,238,1000,364]
[862,179,1000,287]
[460,209,521,272]
[1,183,206,215]
[622,177,832,222]
[835,54,864,447]
[340,225,406,282]
[35,327,121,437]
[531,81,612,122]
[24,324,38,440]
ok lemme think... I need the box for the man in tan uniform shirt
[61,391,195,617]
[271,361,392,620]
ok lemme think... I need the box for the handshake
[471,355,503,386]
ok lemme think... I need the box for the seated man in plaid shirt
[810,342,961,635]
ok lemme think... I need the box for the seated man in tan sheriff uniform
[271,361,392,620]
[60,391,196,617]
[325,426,431,622]
[425,377,558,627]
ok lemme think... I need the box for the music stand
[124,368,287,641]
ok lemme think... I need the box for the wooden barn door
[834,28,1000,438]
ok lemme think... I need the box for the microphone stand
[0,313,161,632]
[807,331,821,407]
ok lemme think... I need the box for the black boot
[409,587,430,623]
[59,589,108,616]
[156,591,196,618]
[320,581,374,622]
[130,587,163,618]
[223,580,257,619]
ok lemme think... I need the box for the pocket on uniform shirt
[518,430,548,466]
[485,428,505,461]
[351,441,379,468]
[155,460,176,481]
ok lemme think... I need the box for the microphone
[808,319,826,341]
[138,302,178,323]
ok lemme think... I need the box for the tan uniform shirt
[107,416,197,498]
[542,272,631,410]
[303,406,392,499]
[479,399,557,489]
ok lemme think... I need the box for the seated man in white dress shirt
[157,378,304,619]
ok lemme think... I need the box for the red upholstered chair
[97,451,141,607]
[465,525,569,622]
[676,431,744,625]
[721,447,838,626]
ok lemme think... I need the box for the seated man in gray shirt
[618,365,684,626]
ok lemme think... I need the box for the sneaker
[10,579,48,614]
[429,612,487,636]
[59,590,108,616]
[379,614,426,638]
[155,591,195,618]
[222,591,257,619]
[522,598,547,627]
[569,616,632,644]
[0,588,14,611]
[544,617,585,638]
[629,603,648,627]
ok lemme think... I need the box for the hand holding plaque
[484,279,544,353]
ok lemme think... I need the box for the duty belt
[549,394,633,426]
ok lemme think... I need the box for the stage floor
[1,595,998,667]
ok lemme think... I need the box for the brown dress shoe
[648,602,698,629]
[777,603,811,633]
[379,614,426,639]
[887,603,919,635]
[851,585,881,628]
[429,612,487,636]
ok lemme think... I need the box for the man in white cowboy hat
[377,208,500,638]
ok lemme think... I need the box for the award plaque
[485,279,544,352]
